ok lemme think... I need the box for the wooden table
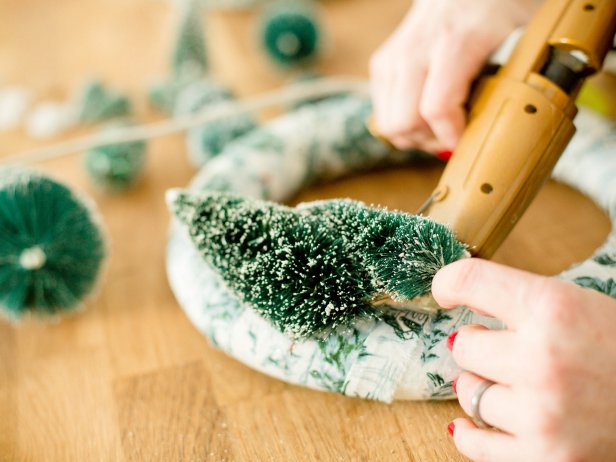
[0,1,611,460]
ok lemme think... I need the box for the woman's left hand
[432,258,616,462]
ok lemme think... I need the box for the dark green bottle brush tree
[168,189,467,339]
[0,168,107,319]
[259,1,322,67]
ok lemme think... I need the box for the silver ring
[470,380,496,429]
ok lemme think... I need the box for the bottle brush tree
[168,190,466,338]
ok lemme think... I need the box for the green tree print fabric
[167,95,616,402]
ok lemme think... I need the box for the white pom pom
[0,86,31,131]
[26,102,77,139]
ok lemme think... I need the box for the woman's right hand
[370,0,537,153]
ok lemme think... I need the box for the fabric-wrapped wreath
[166,94,616,402]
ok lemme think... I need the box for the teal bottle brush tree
[0,168,107,319]
[84,122,147,191]
[168,190,467,338]
[259,1,322,67]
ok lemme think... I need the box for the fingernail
[436,150,453,161]
[446,331,458,351]
[447,422,455,437]
[452,377,458,394]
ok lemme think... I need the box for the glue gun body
[425,0,616,258]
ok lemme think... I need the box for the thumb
[432,258,540,327]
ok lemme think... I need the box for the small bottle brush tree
[172,0,208,80]
[260,1,321,67]
[77,80,132,123]
[85,123,147,191]
[150,0,258,165]
[0,168,106,319]
[175,80,258,167]
[168,190,466,338]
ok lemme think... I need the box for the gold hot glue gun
[398,0,616,258]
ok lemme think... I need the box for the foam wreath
[167,95,616,402]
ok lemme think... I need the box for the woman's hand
[370,0,536,152]
[432,258,616,462]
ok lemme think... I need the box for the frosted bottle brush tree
[168,190,466,338]
[0,168,106,319]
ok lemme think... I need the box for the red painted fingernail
[452,377,458,394]
[447,422,455,437]
[436,150,453,161]
[447,331,458,351]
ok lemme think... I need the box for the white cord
[2,77,370,165]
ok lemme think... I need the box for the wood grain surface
[0,0,611,461]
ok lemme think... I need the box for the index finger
[431,258,548,327]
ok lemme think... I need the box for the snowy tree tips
[0,169,106,319]
[301,199,468,302]
[168,190,466,338]
[168,190,375,338]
